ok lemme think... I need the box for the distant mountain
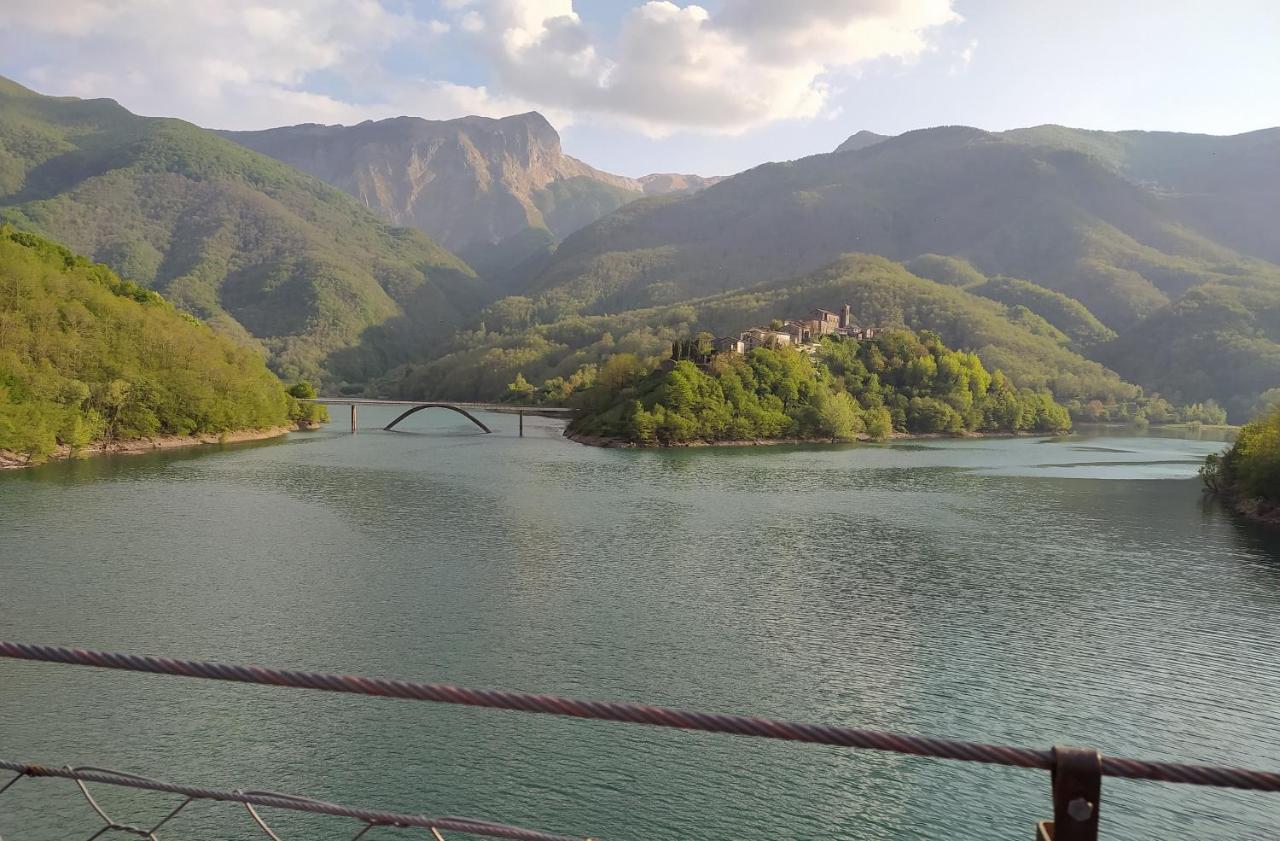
[490,125,1280,418]
[835,130,890,153]
[221,113,633,273]
[0,76,482,385]
[221,114,726,276]
[1002,124,1280,265]
[638,173,726,195]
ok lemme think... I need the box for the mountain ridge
[0,75,483,385]
[483,124,1280,418]
[220,112,724,277]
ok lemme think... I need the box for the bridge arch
[383,404,493,434]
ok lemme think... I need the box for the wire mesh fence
[0,761,591,841]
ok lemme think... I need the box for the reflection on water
[0,411,1276,841]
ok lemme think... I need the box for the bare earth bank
[563,429,1023,448]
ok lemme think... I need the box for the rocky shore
[1224,492,1280,530]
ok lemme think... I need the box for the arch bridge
[300,398,574,436]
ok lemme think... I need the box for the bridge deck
[301,398,573,414]
[299,398,573,435]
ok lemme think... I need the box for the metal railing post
[1038,745,1102,840]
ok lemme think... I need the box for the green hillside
[1098,278,1280,418]
[569,329,1070,446]
[522,128,1270,325]
[496,127,1280,419]
[0,77,483,385]
[0,227,306,462]
[1004,125,1280,264]
[387,254,1154,423]
[904,254,1116,348]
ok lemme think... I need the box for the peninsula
[0,228,325,468]
[564,307,1072,448]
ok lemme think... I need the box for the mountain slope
[221,114,727,277]
[0,226,298,461]
[504,125,1280,417]
[221,113,641,272]
[0,76,482,384]
[1004,125,1280,264]
[388,254,1144,419]
[525,127,1274,325]
[835,130,890,153]
[638,173,727,195]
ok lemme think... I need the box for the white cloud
[0,0,961,134]
[0,0,530,128]
[452,0,961,135]
[949,38,978,75]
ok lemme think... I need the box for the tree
[864,406,893,441]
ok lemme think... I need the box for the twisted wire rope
[3,640,1280,793]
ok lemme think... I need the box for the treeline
[566,329,1071,446]
[1202,406,1280,523]
[0,227,324,462]
[1204,406,1280,500]
[395,254,1215,427]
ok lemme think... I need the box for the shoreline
[1222,490,1280,530]
[0,426,295,470]
[563,428,1036,449]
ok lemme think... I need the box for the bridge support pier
[350,404,357,434]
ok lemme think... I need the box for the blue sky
[1,1,1277,177]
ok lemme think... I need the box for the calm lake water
[1,410,1278,841]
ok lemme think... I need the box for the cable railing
[3,640,1279,840]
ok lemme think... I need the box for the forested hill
[0,75,484,386]
[0,227,308,462]
[498,125,1280,419]
[388,254,1192,426]
[568,329,1071,447]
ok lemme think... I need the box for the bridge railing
[298,398,574,435]
[3,641,1278,841]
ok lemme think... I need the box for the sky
[1,1,1278,177]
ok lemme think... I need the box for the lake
[1,409,1278,840]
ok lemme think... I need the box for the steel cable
[3,640,1280,792]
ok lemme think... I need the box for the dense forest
[0,227,322,462]
[394,254,1224,426]
[1202,405,1280,523]
[566,329,1071,446]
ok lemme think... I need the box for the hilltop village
[671,305,883,364]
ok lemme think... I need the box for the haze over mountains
[1,74,1277,420]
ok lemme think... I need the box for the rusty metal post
[1037,745,1101,841]
[350,404,357,434]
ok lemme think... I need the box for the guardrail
[3,641,1277,840]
